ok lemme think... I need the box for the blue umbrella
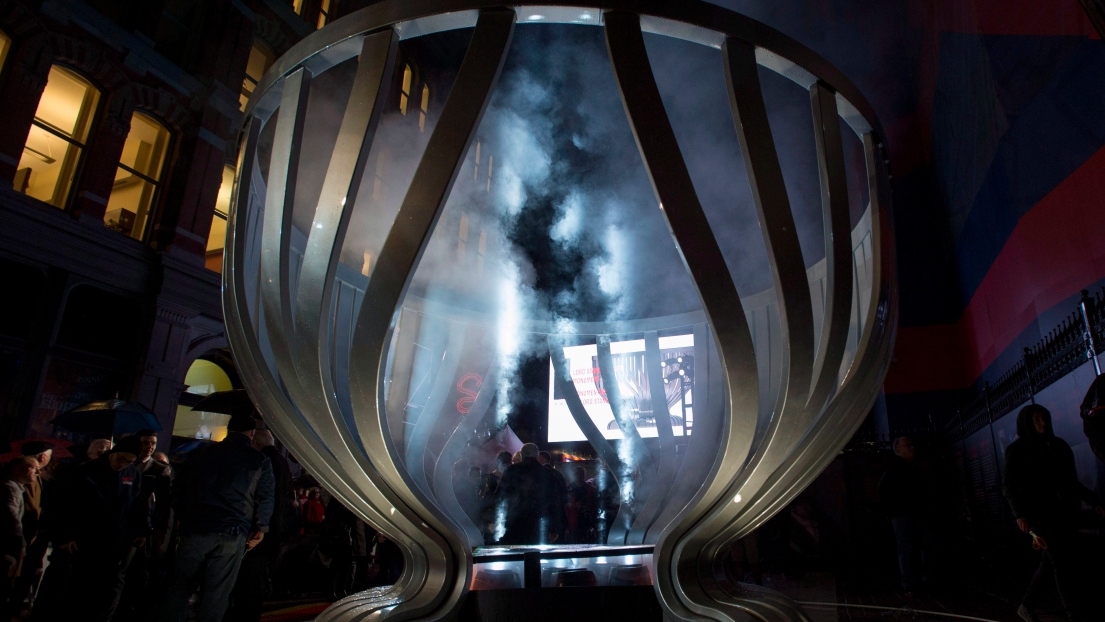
[51,400,162,435]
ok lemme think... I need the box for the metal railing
[947,287,1105,441]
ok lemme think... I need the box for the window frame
[106,110,174,241]
[19,64,102,210]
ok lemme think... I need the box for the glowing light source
[733,494,742,503]
[527,14,545,20]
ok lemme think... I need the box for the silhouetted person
[878,436,935,593]
[161,415,274,622]
[225,429,294,621]
[367,532,402,588]
[493,443,559,544]
[1080,374,1105,463]
[537,451,567,542]
[115,429,173,622]
[38,436,150,621]
[566,466,597,543]
[1,457,37,618]
[1004,404,1105,622]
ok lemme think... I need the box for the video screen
[547,334,694,442]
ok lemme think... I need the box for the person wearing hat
[36,435,151,621]
[161,414,274,622]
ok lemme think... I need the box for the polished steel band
[223,2,897,621]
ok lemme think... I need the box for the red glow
[456,373,482,414]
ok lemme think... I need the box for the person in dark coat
[224,429,293,622]
[877,436,935,593]
[1079,374,1105,463]
[161,415,274,622]
[1003,404,1105,622]
[493,443,560,545]
[37,436,150,622]
[115,430,174,622]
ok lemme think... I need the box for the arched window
[240,41,275,111]
[16,66,100,208]
[400,64,412,115]
[105,112,170,240]
[457,212,469,261]
[419,83,429,131]
[174,358,235,441]
[0,30,11,75]
[205,165,235,272]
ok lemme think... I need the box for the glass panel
[104,173,156,238]
[206,165,234,272]
[15,124,83,207]
[34,66,99,141]
[118,112,170,179]
[317,0,330,28]
[105,112,170,239]
[16,66,99,207]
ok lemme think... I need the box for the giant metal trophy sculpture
[224,2,896,620]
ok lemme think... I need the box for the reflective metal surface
[223,2,897,620]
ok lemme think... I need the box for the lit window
[317,0,331,28]
[174,358,234,441]
[16,66,100,208]
[473,141,481,181]
[240,41,275,111]
[372,147,390,202]
[292,0,304,14]
[477,229,487,276]
[361,252,373,277]
[104,113,170,240]
[0,30,11,74]
[399,64,412,115]
[419,84,429,132]
[206,166,235,272]
[457,212,468,261]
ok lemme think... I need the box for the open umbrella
[51,400,162,436]
[191,389,255,418]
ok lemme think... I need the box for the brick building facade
[0,0,349,447]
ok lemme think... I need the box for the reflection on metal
[224,2,896,621]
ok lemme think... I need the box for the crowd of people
[454,442,621,546]
[4,399,1104,622]
[879,404,1105,622]
[0,415,403,622]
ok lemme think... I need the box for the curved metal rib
[259,67,310,380]
[806,81,853,412]
[604,11,764,621]
[549,337,625,476]
[431,361,500,548]
[721,36,814,483]
[596,337,646,446]
[223,120,409,619]
[341,8,516,620]
[406,325,467,496]
[629,331,680,544]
